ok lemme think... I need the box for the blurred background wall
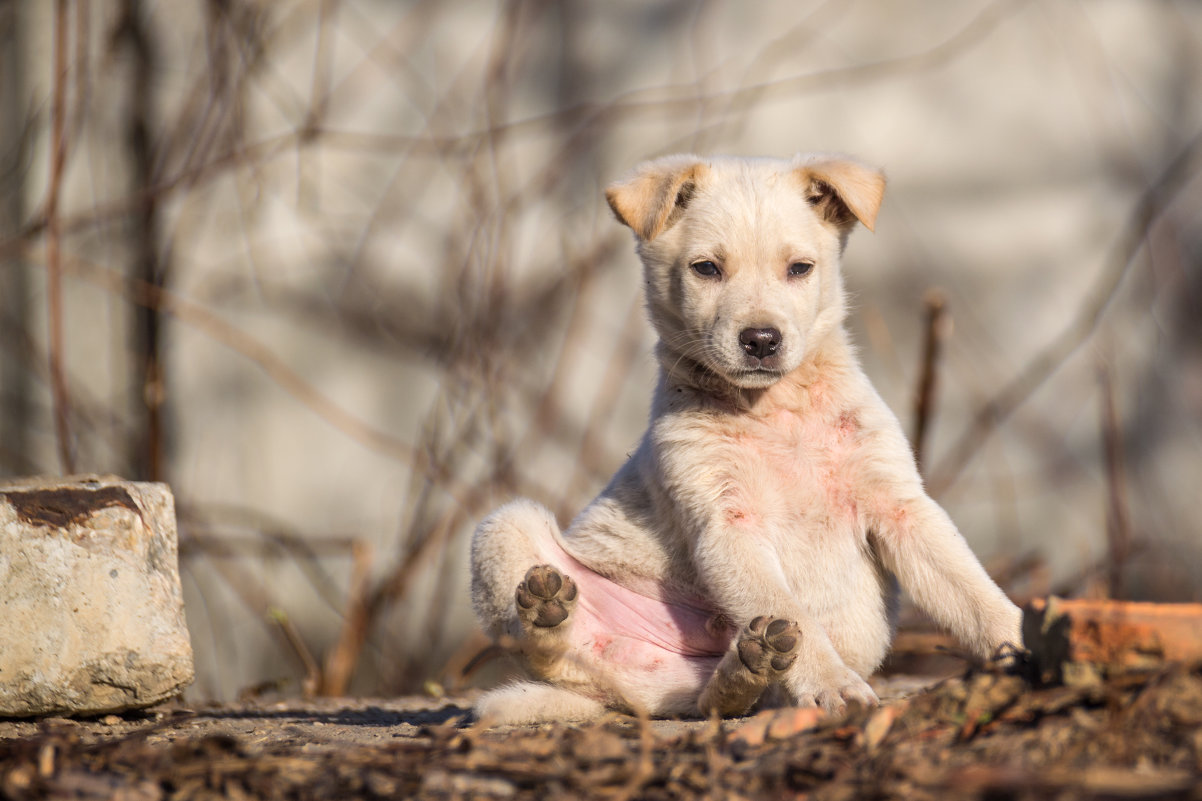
[0,0,1199,701]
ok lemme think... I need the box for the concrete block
[0,475,194,716]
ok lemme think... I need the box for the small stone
[39,717,79,728]
[766,707,824,740]
[728,709,773,749]
[0,475,194,717]
[863,702,906,752]
[730,706,825,748]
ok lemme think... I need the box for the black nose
[739,327,782,359]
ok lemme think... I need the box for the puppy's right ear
[605,155,706,241]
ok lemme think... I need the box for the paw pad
[516,565,577,628]
[738,616,801,675]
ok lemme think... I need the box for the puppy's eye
[788,261,814,278]
[691,260,721,278]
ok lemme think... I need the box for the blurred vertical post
[117,0,166,481]
[0,2,30,473]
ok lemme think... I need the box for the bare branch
[58,253,476,508]
[927,129,1202,496]
[912,289,949,477]
[45,0,73,473]
[1098,358,1132,600]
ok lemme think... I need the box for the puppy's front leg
[691,530,878,715]
[698,615,800,716]
[870,492,1022,660]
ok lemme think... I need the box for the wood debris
[1024,596,1202,685]
[1,660,1200,800]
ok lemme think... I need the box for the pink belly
[532,535,732,690]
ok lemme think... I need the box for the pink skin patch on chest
[712,400,867,532]
[531,534,733,681]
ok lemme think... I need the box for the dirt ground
[1,664,1200,800]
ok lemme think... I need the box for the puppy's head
[606,154,883,389]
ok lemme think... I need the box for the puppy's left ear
[795,155,886,232]
[605,155,707,241]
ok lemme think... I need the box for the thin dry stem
[319,539,374,696]
[45,0,73,473]
[912,289,949,477]
[1098,359,1131,600]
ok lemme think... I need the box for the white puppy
[470,154,1022,724]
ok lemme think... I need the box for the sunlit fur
[470,154,1021,725]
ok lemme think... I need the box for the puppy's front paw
[699,616,801,717]
[737,616,800,677]
[808,666,878,715]
[516,564,578,629]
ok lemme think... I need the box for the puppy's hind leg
[470,500,579,677]
[513,563,579,676]
[476,681,605,726]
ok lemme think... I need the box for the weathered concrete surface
[0,475,193,716]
